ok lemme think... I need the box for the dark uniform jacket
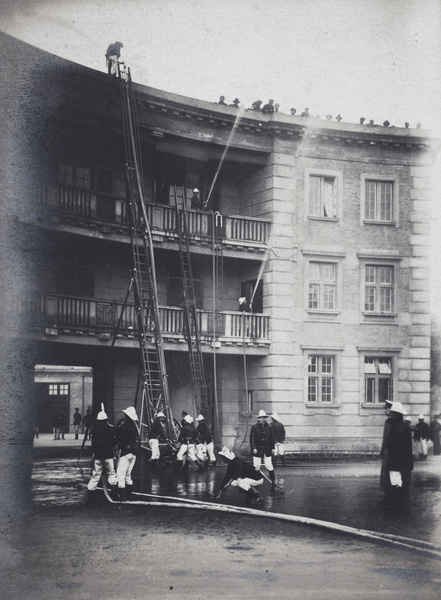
[91,420,116,460]
[150,418,167,441]
[196,421,213,444]
[220,457,262,490]
[116,419,139,456]
[271,419,285,443]
[249,421,275,457]
[414,421,430,441]
[105,43,122,59]
[179,422,197,445]
[386,420,414,472]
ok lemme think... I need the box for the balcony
[38,184,270,253]
[14,293,270,353]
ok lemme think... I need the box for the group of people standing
[87,405,140,502]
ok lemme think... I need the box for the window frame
[358,255,400,322]
[305,168,343,222]
[361,174,399,226]
[358,351,399,409]
[301,347,343,409]
[302,251,345,320]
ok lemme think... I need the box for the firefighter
[215,447,264,504]
[105,41,123,76]
[176,414,205,471]
[250,409,276,488]
[195,414,216,467]
[86,404,117,503]
[149,411,167,469]
[115,406,139,501]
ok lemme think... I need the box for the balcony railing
[35,294,270,344]
[38,184,270,245]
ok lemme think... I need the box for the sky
[1,0,440,133]
[1,0,441,302]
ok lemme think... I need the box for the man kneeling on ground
[214,447,264,504]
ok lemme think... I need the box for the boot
[118,487,127,502]
[281,455,286,467]
[269,470,276,489]
[125,484,133,501]
[196,460,205,472]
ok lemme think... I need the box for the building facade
[3,35,438,454]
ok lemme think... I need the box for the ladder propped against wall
[118,64,177,446]
[172,185,209,418]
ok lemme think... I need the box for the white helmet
[123,406,139,421]
[196,414,205,421]
[218,447,235,460]
[156,411,165,418]
[97,403,108,420]
[193,188,199,193]
[184,414,194,424]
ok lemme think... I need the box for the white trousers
[149,438,160,460]
[231,477,264,491]
[87,458,117,490]
[416,439,428,456]
[116,453,136,488]
[253,454,274,472]
[107,55,118,76]
[177,443,197,462]
[273,442,284,456]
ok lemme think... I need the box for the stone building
[2,33,438,455]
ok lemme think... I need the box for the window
[59,163,91,189]
[309,175,337,218]
[364,357,393,403]
[364,180,393,222]
[247,390,254,413]
[364,265,394,313]
[48,384,70,395]
[308,262,336,310]
[167,262,202,308]
[308,356,334,402]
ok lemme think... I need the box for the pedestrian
[149,411,167,469]
[191,188,204,210]
[262,99,275,114]
[72,407,82,440]
[300,108,310,117]
[176,414,205,471]
[214,447,264,504]
[86,404,117,503]
[218,95,227,105]
[105,41,123,76]
[270,413,286,467]
[33,425,39,439]
[430,415,441,455]
[384,401,414,506]
[83,409,92,440]
[249,409,276,487]
[59,409,66,439]
[379,399,393,495]
[414,414,431,460]
[115,406,139,501]
[195,414,216,467]
[251,100,262,111]
[290,108,297,115]
[229,98,240,108]
[52,410,60,440]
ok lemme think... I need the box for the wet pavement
[32,435,441,546]
[2,435,440,600]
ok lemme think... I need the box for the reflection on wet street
[32,447,441,547]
